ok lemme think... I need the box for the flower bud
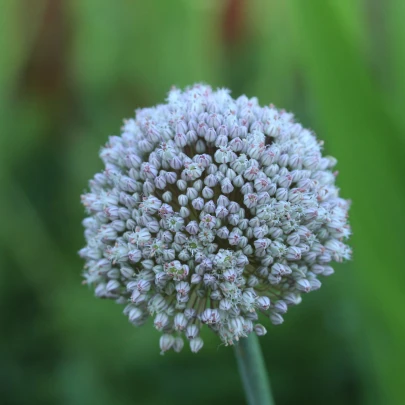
[254,324,267,336]
[190,337,204,353]
[160,334,175,354]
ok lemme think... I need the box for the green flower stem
[234,333,275,405]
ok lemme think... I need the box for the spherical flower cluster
[80,84,351,354]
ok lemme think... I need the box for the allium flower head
[80,84,351,354]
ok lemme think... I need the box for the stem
[233,333,275,405]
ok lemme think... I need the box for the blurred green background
[1,1,405,404]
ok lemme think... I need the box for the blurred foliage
[0,0,404,404]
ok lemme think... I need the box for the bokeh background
[1,1,405,404]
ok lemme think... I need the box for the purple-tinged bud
[200,308,221,324]
[186,325,199,340]
[137,279,151,292]
[286,246,302,261]
[256,296,271,311]
[175,281,190,297]
[192,197,204,210]
[154,313,170,331]
[186,221,199,235]
[174,313,188,331]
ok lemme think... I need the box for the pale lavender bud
[162,191,172,202]
[273,300,288,314]
[137,279,151,292]
[128,249,142,263]
[243,318,254,333]
[257,191,270,205]
[233,174,245,187]
[195,139,206,153]
[191,274,202,284]
[229,317,244,336]
[160,334,175,354]
[241,182,254,195]
[254,324,267,336]
[204,174,217,188]
[149,294,168,313]
[310,278,322,290]
[175,281,190,296]
[178,194,188,206]
[173,337,184,353]
[129,307,144,323]
[186,325,199,340]
[203,274,217,287]
[192,197,204,210]
[296,279,311,293]
[203,200,216,214]
[219,299,232,311]
[221,178,234,194]
[322,266,334,276]
[107,268,120,279]
[106,279,121,292]
[202,187,214,200]
[190,337,204,353]
[177,179,187,191]
[286,246,302,261]
[131,290,147,304]
[284,293,302,305]
[169,156,182,170]
[154,313,170,331]
[205,127,217,142]
[217,226,230,239]
[186,187,199,200]
[163,249,176,261]
[120,266,134,279]
[211,290,223,300]
[215,134,228,147]
[256,296,271,311]
[200,308,221,324]
[223,269,238,282]
[275,188,288,201]
[270,312,284,325]
[174,313,188,331]
[180,207,190,218]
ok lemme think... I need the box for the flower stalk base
[234,334,274,405]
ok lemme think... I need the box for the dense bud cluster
[80,84,351,354]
